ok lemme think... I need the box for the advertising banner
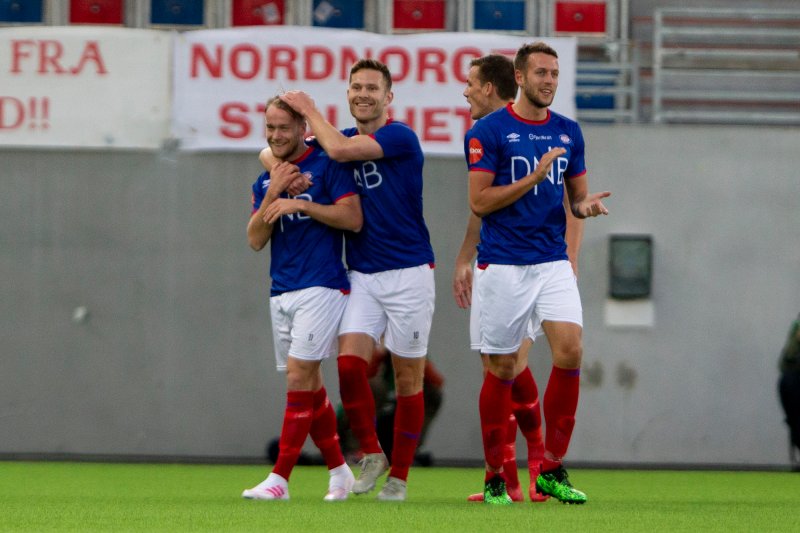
[173,27,576,155]
[0,27,170,149]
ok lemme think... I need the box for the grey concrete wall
[2,124,798,467]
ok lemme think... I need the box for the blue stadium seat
[0,0,44,23]
[576,65,617,111]
[474,0,525,31]
[150,0,204,26]
[312,0,363,29]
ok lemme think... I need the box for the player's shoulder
[468,106,511,140]
[547,109,582,131]
[340,126,359,138]
[380,119,418,138]
[254,170,270,192]
[377,119,422,151]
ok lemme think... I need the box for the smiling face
[265,104,306,161]
[517,52,559,110]
[347,68,393,125]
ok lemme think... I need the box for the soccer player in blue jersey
[242,96,362,502]
[466,42,610,505]
[279,59,436,502]
[457,53,584,504]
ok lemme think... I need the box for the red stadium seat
[69,0,124,24]
[393,0,446,31]
[232,0,284,26]
[554,0,606,35]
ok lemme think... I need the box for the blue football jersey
[336,120,435,274]
[251,146,357,295]
[464,104,587,265]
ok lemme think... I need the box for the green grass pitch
[2,461,799,532]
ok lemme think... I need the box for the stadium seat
[232,0,284,26]
[554,0,607,35]
[69,0,124,25]
[312,0,363,29]
[0,0,44,23]
[473,0,525,32]
[150,0,204,26]
[393,1,445,31]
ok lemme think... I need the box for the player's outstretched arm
[452,213,481,309]
[280,91,384,162]
[565,174,610,219]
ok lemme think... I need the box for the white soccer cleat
[352,452,390,494]
[377,476,407,501]
[323,464,355,501]
[242,473,289,501]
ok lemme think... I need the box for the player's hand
[269,161,302,193]
[279,91,316,116]
[263,198,303,224]
[530,147,567,185]
[286,174,313,196]
[452,261,473,309]
[575,191,611,218]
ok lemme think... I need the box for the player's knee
[487,354,517,380]
[285,368,313,391]
[553,342,582,369]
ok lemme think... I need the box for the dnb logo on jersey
[468,138,484,164]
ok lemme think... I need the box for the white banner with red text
[0,27,170,149]
[172,27,577,155]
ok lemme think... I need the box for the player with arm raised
[280,58,435,502]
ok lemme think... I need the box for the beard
[269,139,298,160]
[521,86,554,109]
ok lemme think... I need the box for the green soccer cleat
[535,465,587,504]
[483,475,513,505]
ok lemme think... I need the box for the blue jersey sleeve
[372,121,421,159]
[325,159,358,202]
[564,122,587,179]
[251,171,269,212]
[465,119,500,175]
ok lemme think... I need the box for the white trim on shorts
[474,260,582,355]
[339,264,435,358]
[270,286,348,372]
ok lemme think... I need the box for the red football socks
[479,372,514,471]
[542,365,580,472]
[338,355,382,454]
[511,366,545,469]
[389,391,424,481]
[272,390,314,480]
[309,387,346,470]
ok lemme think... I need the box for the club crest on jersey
[560,134,572,144]
[468,138,484,164]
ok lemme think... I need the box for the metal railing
[575,43,639,123]
[652,7,800,125]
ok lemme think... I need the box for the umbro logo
[506,133,521,143]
